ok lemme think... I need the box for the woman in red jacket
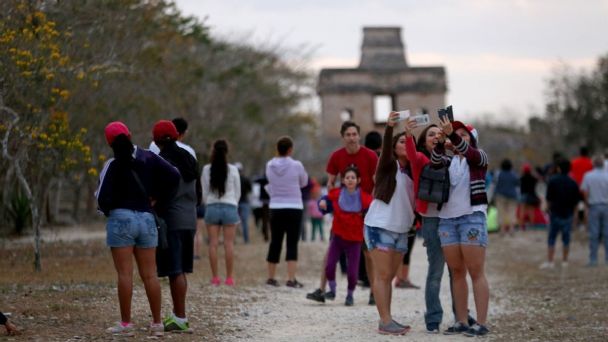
[319,166,373,306]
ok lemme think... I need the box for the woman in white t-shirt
[432,117,490,337]
[202,140,241,286]
[363,111,416,336]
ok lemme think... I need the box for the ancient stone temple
[317,27,447,143]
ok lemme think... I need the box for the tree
[544,56,608,153]
[0,1,93,271]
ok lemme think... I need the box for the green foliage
[7,192,31,235]
[544,55,608,153]
[0,0,315,233]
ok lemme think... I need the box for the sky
[175,0,608,125]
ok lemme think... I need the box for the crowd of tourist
[83,110,608,338]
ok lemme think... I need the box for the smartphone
[410,114,430,126]
[394,110,411,122]
[438,106,454,122]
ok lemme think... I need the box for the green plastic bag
[487,206,499,232]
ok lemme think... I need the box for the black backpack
[417,164,450,210]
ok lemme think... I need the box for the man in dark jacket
[153,120,200,333]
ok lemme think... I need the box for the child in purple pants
[319,167,373,306]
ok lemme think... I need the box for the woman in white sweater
[202,140,241,286]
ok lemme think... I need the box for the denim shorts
[204,203,239,225]
[438,211,488,247]
[106,209,157,248]
[364,225,409,253]
[548,214,572,247]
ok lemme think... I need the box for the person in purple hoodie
[265,136,309,287]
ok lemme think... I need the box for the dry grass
[487,229,608,341]
[0,224,325,341]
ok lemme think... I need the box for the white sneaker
[149,322,164,337]
[561,261,569,268]
[106,322,135,336]
[539,262,555,270]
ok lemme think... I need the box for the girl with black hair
[96,121,180,337]
[202,139,241,286]
[318,166,373,306]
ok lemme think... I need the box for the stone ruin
[317,27,447,144]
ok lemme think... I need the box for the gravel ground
[3,223,606,341]
[223,237,500,342]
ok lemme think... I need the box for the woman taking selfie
[432,117,490,337]
[363,111,416,335]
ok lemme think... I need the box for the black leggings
[402,227,417,265]
[266,209,303,263]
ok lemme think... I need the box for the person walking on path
[265,136,309,287]
[494,159,520,235]
[404,121,478,333]
[570,146,594,230]
[194,204,205,260]
[96,121,180,337]
[236,163,253,244]
[253,175,271,241]
[152,120,200,333]
[363,111,416,335]
[433,117,491,337]
[307,121,379,304]
[202,140,241,286]
[581,155,608,267]
[318,166,373,306]
[518,164,540,230]
[307,183,325,241]
[542,159,581,269]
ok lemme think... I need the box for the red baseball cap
[153,120,179,142]
[104,121,131,146]
[452,121,477,146]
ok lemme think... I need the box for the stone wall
[317,26,447,142]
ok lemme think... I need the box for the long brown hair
[416,124,439,158]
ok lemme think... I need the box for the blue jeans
[421,217,444,325]
[238,202,251,243]
[588,204,608,264]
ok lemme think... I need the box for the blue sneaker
[324,291,336,301]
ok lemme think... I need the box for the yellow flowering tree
[0,2,93,271]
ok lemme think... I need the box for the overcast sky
[175,0,608,125]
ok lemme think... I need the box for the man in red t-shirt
[326,122,379,194]
[570,146,594,230]
[306,121,379,305]
[570,146,593,186]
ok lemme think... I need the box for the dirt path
[3,224,606,340]
[222,238,501,342]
